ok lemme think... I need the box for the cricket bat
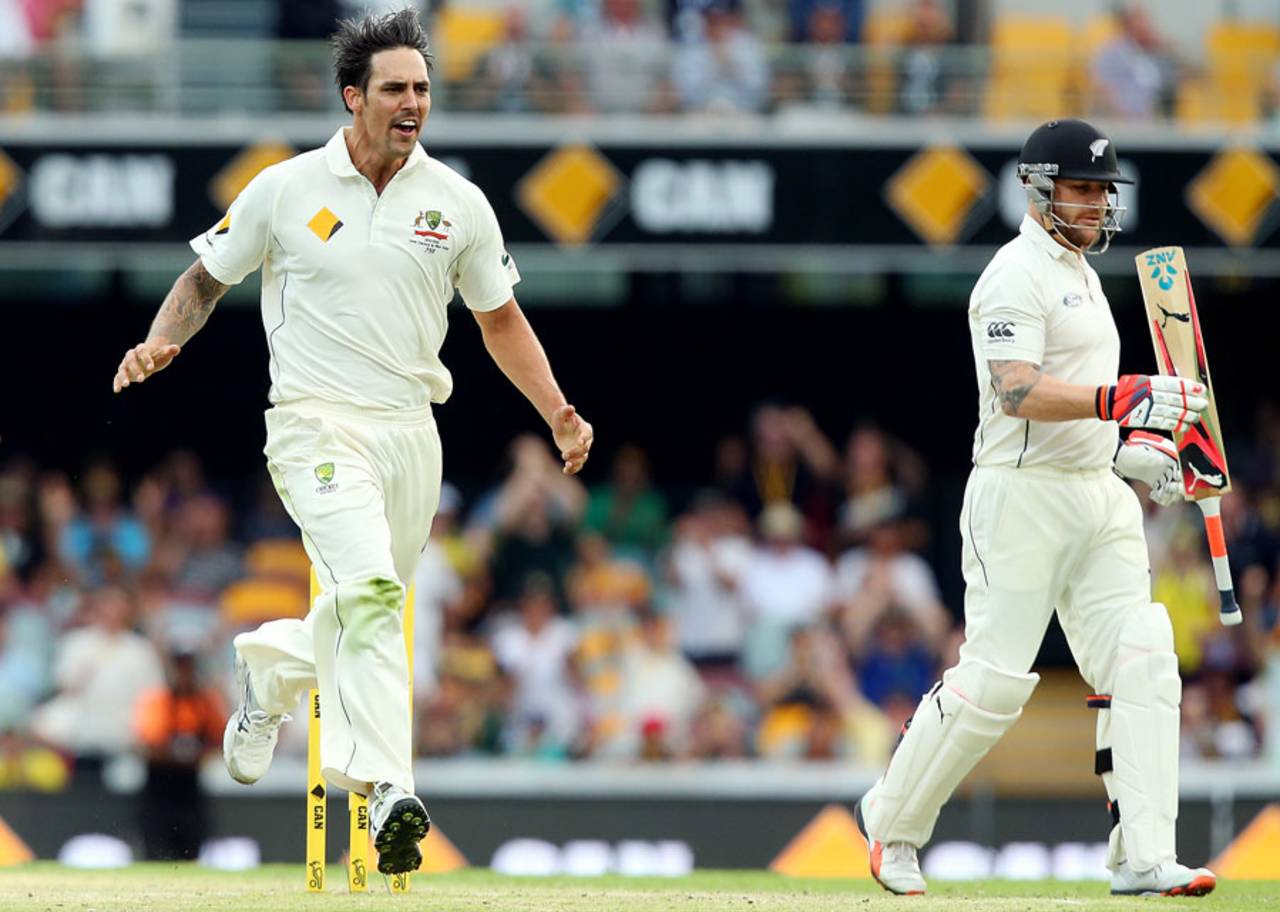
[1135,246,1241,626]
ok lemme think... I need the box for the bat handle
[1195,496,1242,626]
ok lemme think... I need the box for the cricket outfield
[2,864,1276,912]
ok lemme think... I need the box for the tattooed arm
[988,360,1100,422]
[112,259,230,393]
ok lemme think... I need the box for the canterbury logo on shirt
[306,207,343,242]
[986,321,1015,340]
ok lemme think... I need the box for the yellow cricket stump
[349,791,369,892]
[306,688,325,892]
[306,566,417,893]
[391,569,415,894]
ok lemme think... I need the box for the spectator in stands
[738,502,833,679]
[851,608,937,709]
[491,573,582,757]
[412,483,466,699]
[1091,1,1175,120]
[1219,481,1280,583]
[58,462,149,586]
[672,0,770,114]
[476,438,586,609]
[832,515,950,652]
[0,583,54,730]
[133,642,226,860]
[896,0,955,115]
[169,494,245,599]
[1180,640,1261,761]
[0,466,40,581]
[755,624,890,762]
[78,0,176,58]
[582,0,673,114]
[470,5,585,115]
[1153,521,1218,675]
[241,473,299,543]
[564,532,649,756]
[788,0,862,43]
[474,435,586,608]
[687,687,750,758]
[609,609,706,759]
[0,726,69,791]
[30,585,164,778]
[724,402,839,540]
[567,532,651,614]
[788,1,855,109]
[0,0,34,58]
[583,444,669,561]
[835,426,927,550]
[662,491,751,670]
[158,449,209,517]
[419,598,507,757]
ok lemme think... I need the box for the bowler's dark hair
[331,8,433,114]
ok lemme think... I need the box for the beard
[1058,220,1101,251]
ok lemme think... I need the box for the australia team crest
[410,209,452,253]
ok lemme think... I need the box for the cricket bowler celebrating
[111,10,592,877]
[855,119,1216,897]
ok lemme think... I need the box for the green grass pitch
[2,863,1276,911]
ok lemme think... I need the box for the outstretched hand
[551,405,593,475]
[113,340,182,393]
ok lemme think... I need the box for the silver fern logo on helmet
[1089,139,1109,162]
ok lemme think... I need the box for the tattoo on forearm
[988,359,1043,416]
[148,260,229,345]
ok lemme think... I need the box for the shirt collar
[324,127,429,179]
[1019,213,1077,262]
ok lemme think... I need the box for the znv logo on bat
[1145,248,1180,291]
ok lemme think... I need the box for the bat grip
[1195,497,1242,626]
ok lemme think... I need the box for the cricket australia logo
[314,462,338,494]
[410,209,452,254]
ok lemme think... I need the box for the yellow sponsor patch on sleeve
[306,207,343,242]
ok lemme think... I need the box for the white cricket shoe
[1110,860,1217,897]
[222,655,288,785]
[855,794,927,895]
[370,782,430,876]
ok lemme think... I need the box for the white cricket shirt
[968,215,1120,471]
[191,129,521,410]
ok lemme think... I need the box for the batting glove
[1115,431,1183,507]
[1096,374,1207,432]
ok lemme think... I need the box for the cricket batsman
[855,119,1217,897]
[111,10,592,877]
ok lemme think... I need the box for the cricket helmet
[1017,119,1131,254]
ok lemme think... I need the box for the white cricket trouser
[864,464,1163,850]
[958,465,1150,686]
[234,399,442,795]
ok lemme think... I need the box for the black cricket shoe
[369,782,430,876]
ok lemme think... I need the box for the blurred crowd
[2,0,1279,123]
[3,399,1280,804]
